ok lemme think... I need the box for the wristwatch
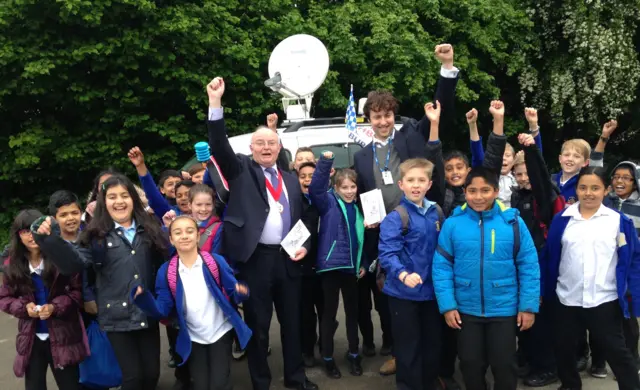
[600,136,610,142]
[529,126,540,134]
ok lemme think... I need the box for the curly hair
[363,90,398,117]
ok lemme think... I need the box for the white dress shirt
[30,259,49,341]
[258,165,290,245]
[179,255,232,345]
[556,203,621,308]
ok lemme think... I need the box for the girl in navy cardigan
[309,151,365,379]
[542,167,640,390]
[133,215,251,390]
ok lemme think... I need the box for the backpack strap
[166,256,179,299]
[512,219,520,259]
[434,204,445,231]
[200,252,230,302]
[199,221,222,249]
[394,205,410,236]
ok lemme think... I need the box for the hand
[207,77,225,107]
[26,302,39,318]
[36,216,53,236]
[518,133,535,147]
[466,108,478,124]
[322,151,334,159]
[434,44,454,68]
[444,309,462,329]
[602,119,618,137]
[517,312,535,331]
[127,147,145,168]
[291,247,307,262]
[235,282,249,296]
[402,272,423,288]
[162,210,177,227]
[84,301,98,315]
[489,100,505,119]
[133,286,144,299]
[38,304,55,320]
[364,222,380,229]
[358,267,366,279]
[181,171,191,180]
[424,101,441,123]
[524,107,538,128]
[267,113,278,131]
[85,201,96,217]
[329,168,336,177]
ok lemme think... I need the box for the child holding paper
[309,151,366,379]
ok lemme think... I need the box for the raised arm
[267,113,291,173]
[128,147,172,219]
[591,119,618,167]
[518,134,555,225]
[424,101,445,206]
[32,217,91,275]
[524,107,543,153]
[482,100,507,178]
[467,108,485,168]
[308,153,335,215]
[207,77,243,181]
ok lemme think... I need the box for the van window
[309,143,362,168]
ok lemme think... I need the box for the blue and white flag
[345,85,372,147]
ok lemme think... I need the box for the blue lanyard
[372,137,392,173]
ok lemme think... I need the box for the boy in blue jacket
[378,157,443,390]
[432,166,540,390]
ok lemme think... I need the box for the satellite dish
[266,34,330,121]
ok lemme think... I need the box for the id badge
[382,171,394,185]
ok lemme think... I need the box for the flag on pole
[345,85,369,147]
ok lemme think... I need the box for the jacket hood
[452,200,518,224]
[612,161,640,194]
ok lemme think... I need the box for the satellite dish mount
[265,34,330,122]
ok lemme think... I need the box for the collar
[114,220,137,232]
[260,164,278,173]
[373,130,396,147]
[562,202,615,219]
[403,196,434,216]
[179,254,203,273]
[29,259,44,275]
[460,200,506,220]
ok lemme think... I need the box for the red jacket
[0,268,89,377]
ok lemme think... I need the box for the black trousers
[300,273,323,356]
[238,245,305,390]
[189,331,233,390]
[439,318,459,378]
[320,271,359,358]
[25,337,80,390]
[389,297,441,390]
[518,303,556,373]
[358,271,393,348]
[107,324,161,390]
[458,314,517,390]
[624,310,640,362]
[167,324,192,385]
[554,299,640,390]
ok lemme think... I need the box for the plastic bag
[79,321,122,388]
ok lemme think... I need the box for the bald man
[206,77,318,390]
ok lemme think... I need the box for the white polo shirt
[179,255,232,344]
[556,203,620,308]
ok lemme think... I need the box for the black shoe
[438,376,462,390]
[380,343,393,356]
[576,355,589,372]
[524,372,559,387]
[303,353,316,368]
[323,359,342,379]
[589,364,608,378]
[347,353,363,376]
[517,362,531,378]
[285,377,321,389]
[362,344,376,357]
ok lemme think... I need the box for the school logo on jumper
[567,197,577,205]
[435,221,441,232]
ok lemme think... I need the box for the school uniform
[378,196,442,390]
[433,201,540,390]
[542,203,640,390]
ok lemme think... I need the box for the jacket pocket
[325,241,336,262]
[225,216,244,228]
[491,277,518,308]
[492,277,516,288]
[100,300,132,322]
[454,277,472,287]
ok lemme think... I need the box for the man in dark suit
[206,77,318,390]
[353,43,458,381]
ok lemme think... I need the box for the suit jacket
[207,117,309,276]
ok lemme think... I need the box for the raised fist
[207,77,225,103]
[424,101,441,123]
[518,133,535,147]
[602,120,618,137]
[434,44,454,67]
[267,113,278,131]
[322,151,334,160]
[36,216,53,236]
[524,107,538,126]
[489,100,505,119]
[127,147,145,168]
[466,108,478,124]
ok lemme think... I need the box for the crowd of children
[1,42,640,390]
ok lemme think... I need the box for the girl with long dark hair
[34,174,169,390]
[82,168,119,225]
[0,209,88,390]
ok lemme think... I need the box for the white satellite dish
[265,34,330,121]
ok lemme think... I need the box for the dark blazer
[207,117,309,275]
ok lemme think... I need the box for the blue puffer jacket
[433,201,540,317]
[309,157,365,274]
[379,197,441,301]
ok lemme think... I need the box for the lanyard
[372,137,392,173]
[265,170,283,200]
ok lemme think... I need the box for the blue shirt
[114,220,137,244]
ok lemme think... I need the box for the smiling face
[514,163,531,190]
[175,184,191,214]
[191,170,205,184]
[169,217,199,253]
[612,166,636,200]
[369,110,395,140]
[250,128,281,167]
[559,147,587,177]
[465,177,499,212]
[294,151,315,171]
[502,147,515,176]
[105,184,134,226]
[399,167,432,205]
[577,173,606,211]
[445,157,471,187]
[19,229,39,251]
[298,166,314,194]
[191,192,213,222]
[55,203,82,238]
[335,178,357,203]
